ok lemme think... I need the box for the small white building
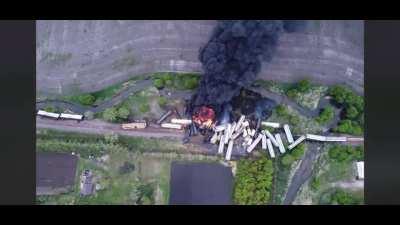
[356,161,364,180]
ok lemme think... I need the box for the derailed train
[37,110,84,121]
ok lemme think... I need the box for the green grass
[37,129,188,155]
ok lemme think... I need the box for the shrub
[158,96,168,107]
[316,106,335,124]
[289,115,301,126]
[103,107,118,122]
[310,177,321,191]
[153,79,164,89]
[275,105,288,117]
[291,143,306,160]
[139,103,150,113]
[330,189,362,205]
[78,94,96,106]
[117,106,130,120]
[286,89,298,99]
[164,79,173,87]
[345,105,359,119]
[44,106,56,113]
[281,154,295,167]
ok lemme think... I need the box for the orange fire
[192,106,216,129]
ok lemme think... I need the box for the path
[283,143,322,204]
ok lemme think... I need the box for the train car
[161,123,182,130]
[288,135,306,150]
[261,121,280,128]
[121,120,147,130]
[59,113,84,121]
[37,110,60,119]
[170,118,192,125]
[306,134,327,141]
[325,136,347,142]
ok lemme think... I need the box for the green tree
[329,85,350,104]
[184,77,199,89]
[297,79,311,92]
[103,107,118,122]
[330,189,362,205]
[334,120,363,135]
[234,156,273,205]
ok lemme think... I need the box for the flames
[192,106,216,129]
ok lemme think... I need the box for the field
[36,129,220,205]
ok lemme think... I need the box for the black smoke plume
[188,20,305,116]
